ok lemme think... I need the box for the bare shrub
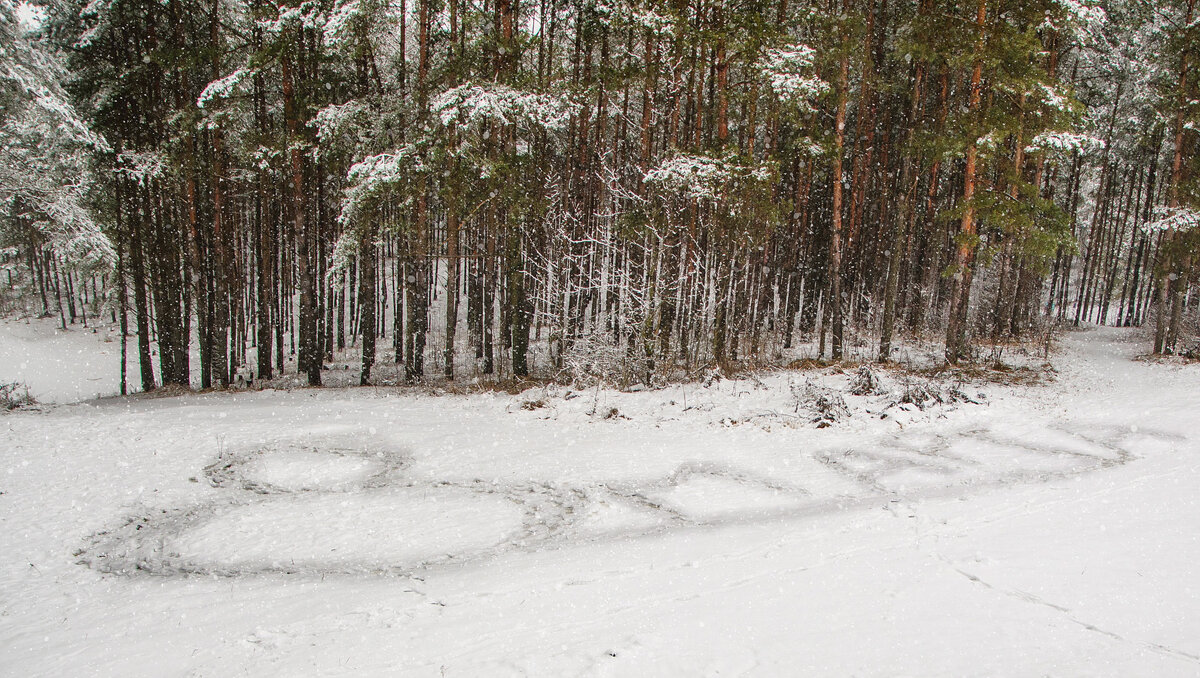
[892,377,971,411]
[793,381,849,427]
[0,382,36,411]
[560,333,627,387]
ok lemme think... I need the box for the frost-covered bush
[847,366,883,396]
[793,381,849,427]
[559,333,627,387]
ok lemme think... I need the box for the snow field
[0,316,133,403]
[74,410,1143,583]
[1,326,1198,675]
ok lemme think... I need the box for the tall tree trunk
[945,0,987,365]
[880,57,925,362]
[359,231,378,384]
[124,178,157,392]
[283,37,320,384]
[829,35,850,360]
[1157,0,1195,353]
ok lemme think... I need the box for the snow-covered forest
[2,0,1200,675]
[1,0,1197,388]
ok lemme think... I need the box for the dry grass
[0,382,37,411]
[916,361,1056,386]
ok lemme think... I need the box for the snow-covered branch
[1143,206,1200,234]
[643,154,772,202]
[432,83,576,131]
[760,44,828,109]
[1024,131,1105,155]
[338,145,424,227]
[197,68,253,108]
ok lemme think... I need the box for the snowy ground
[1,325,1198,676]
[0,316,132,403]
